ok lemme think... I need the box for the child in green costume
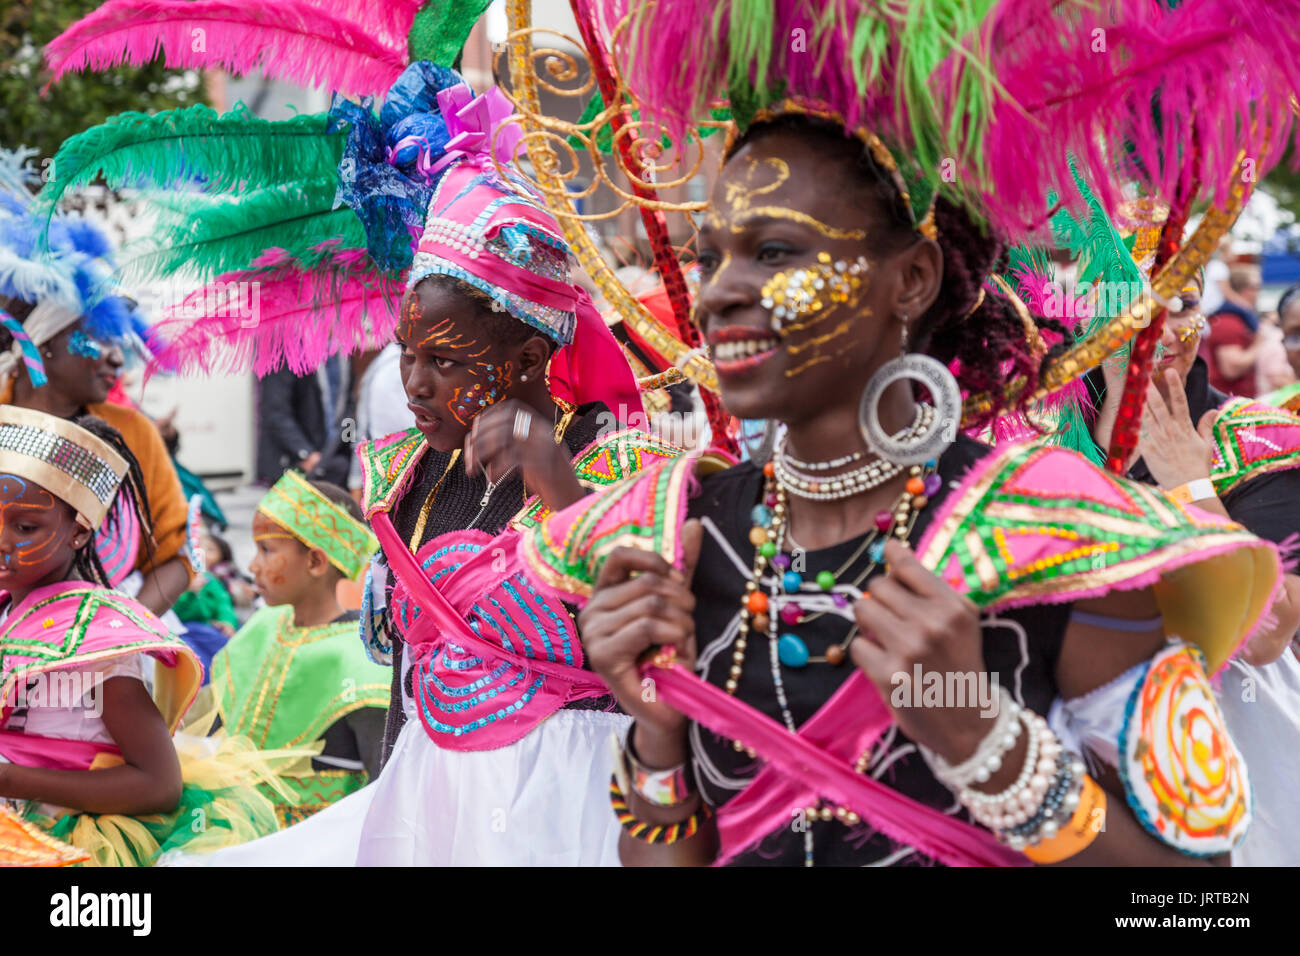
[210,473,389,826]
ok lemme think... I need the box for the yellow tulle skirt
[28,704,320,867]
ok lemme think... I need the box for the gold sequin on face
[759,253,869,333]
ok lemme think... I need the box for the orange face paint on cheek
[448,360,513,425]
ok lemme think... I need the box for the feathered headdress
[600,0,1300,240]
[41,2,642,418]
[36,1,494,377]
[0,148,141,386]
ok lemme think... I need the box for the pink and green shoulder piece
[523,444,1277,675]
[357,427,428,519]
[1207,396,1300,497]
[915,443,1277,674]
[511,428,685,532]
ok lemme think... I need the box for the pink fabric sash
[0,729,118,771]
[373,512,601,687]
[645,660,1028,867]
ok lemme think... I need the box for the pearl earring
[520,374,528,382]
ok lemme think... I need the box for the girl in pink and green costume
[0,405,279,865]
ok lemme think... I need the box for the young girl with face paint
[0,406,278,865]
[530,113,1280,868]
[188,70,681,867]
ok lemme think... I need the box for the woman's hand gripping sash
[371,512,609,752]
[522,445,1281,864]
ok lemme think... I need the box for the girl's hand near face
[463,399,587,511]
[1138,367,1219,490]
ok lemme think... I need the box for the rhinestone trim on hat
[0,424,120,503]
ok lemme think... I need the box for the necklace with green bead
[730,457,941,697]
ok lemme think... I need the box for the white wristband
[1171,477,1216,504]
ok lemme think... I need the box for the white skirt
[178,706,629,867]
[357,707,629,866]
[1218,651,1300,866]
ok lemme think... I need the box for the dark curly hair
[69,414,155,588]
[731,115,1074,423]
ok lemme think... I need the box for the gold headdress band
[749,99,939,241]
[0,405,128,529]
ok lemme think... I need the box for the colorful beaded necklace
[732,444,941,865]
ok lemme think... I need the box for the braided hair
[69,414,155,588]
[731,115,1074,423]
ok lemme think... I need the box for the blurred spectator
[1200,264,1263,397]
[347,343,417,496]
[1200,236,1234,316]
[1281,285,1300,380]
[256,354,353,487]
[1257,311,1297,395]
[155,408,229,529]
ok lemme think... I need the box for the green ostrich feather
[38,105,342,221]
[122,176,365,282]
[1049,161,1143,342]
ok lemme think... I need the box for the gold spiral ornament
[501,0,719,393]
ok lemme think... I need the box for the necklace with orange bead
[729,454,940,704]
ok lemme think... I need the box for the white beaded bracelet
[921,687,1022,790]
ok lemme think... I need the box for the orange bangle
[1023,774,1107,864]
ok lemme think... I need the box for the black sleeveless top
[685,436,1071,866]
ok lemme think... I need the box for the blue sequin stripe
[441,641,483,669]
[417,670,546,737]
[490,579,551,662]
[409,258,576,345]
[416,664,526,714]
[520,576,575,666]
[419,657,514,697]
[497,220,569,253]
[470,598,524,656]
[398,543,482,631]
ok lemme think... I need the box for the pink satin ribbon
[645,661,1029,867]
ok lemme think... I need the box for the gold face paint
[759,252,869,333]
[418,317,482,352]
[731,208,866,241]
[722,156,790,212]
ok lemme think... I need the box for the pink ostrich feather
[148,245,402,378]
[299,0,423,49]
[984,0,1300,237]
[44,0,407,100]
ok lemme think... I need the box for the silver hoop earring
[740,419,782,467]
[858,353,962,466]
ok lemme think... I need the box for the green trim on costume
[358,428,428,519]
[511,428,685,532]
[211,606,390,750]
[1207,397,1300,497]
[259,769,369,827]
